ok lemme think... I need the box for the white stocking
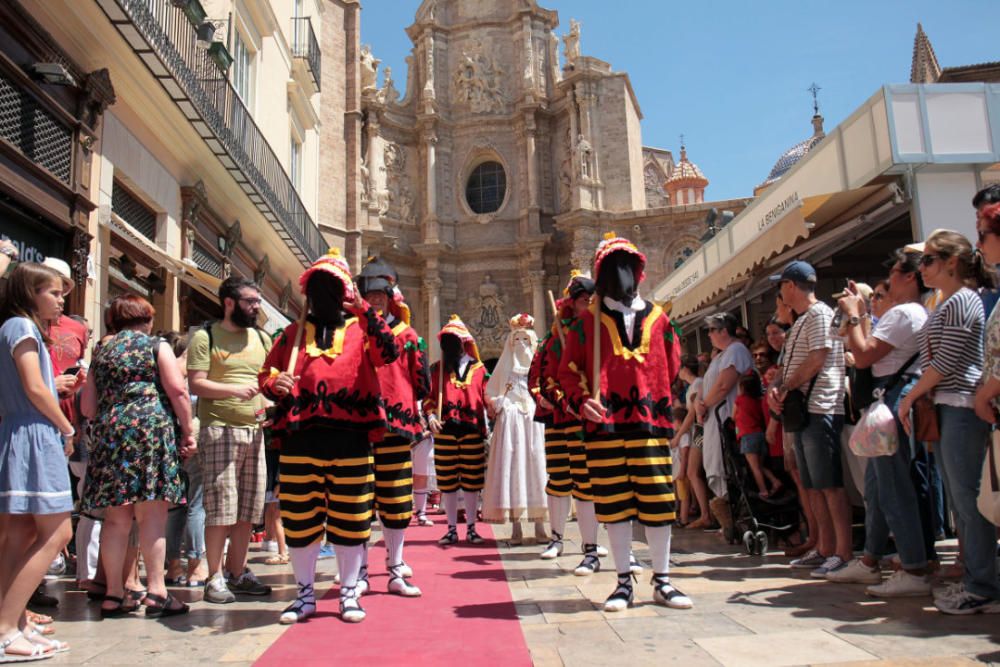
[463,490,479,527]
[606,521,634,575]
[289,541,322,590]
[384,527,405,566]
[547,495,570,537]
[413,491,428,516]
[443,491,459,526]
[576,500,599,545]
[644,524,672,574]
[335,544,366,589]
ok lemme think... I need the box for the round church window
[465,161,506,214]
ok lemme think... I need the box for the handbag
[912,335,940,442]
[977,430,1000,526]
[780,318,817,433]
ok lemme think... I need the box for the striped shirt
[919,287,984,408]
[781,301,845,414]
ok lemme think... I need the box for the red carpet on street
[255,520,531,666]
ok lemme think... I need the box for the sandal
[122,589,146,612]
[25,627,68,654]
[99,595,131,619]
[278,584,316,625]
[24,612,51,627]
[264,554,290,565]
[144,592,189,619]
[0,630,50,663]
[81,581,107,601]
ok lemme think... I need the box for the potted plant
[208,41,233,72]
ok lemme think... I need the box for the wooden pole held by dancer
[591,301,601,406]
[285,300,308,375]
[547,290,565,348]
[437,358,445,420]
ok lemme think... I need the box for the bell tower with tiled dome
[665,141,708,206]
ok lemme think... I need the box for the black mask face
[440,334,463,373]
[306,273,345,347]
[596,251,639,302]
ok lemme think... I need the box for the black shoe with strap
[99,595,131,618]
[651,573,693,609]
[144,592,190,618]
[438,525,458,545]
[603,572,636,612]
[279,583,316,624]
[466,525,485,545]
[540,531,564,559]
[574,544,602,576]
[339,585,366,623]
[357,565,370,595]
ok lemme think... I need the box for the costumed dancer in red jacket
[425,315,490,546]
[355,257,429,598]
[558,233,693,612]
[531,271,612,574]
[258,249,400,625]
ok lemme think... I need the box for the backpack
[202,321,269,353]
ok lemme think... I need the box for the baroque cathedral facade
[340,0,748,358]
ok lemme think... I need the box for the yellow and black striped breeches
[279,428,374,547]
[585,433,675,526]
[544,424,594,501]
[373,434,414,529]
[434,427,485,493]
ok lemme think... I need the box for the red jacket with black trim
[424,360,489,438]
[258,306,399,438]
[377,320,431,441]
[557,300,681,438]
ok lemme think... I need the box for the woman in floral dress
[81,295,195,617]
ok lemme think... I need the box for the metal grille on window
[111,181,158,241]
[0,72,72,184]
[192,241,222,278]
[465,161,506,214]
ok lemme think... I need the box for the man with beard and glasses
[259,249,399,624]
[353,256,429,599]
[188,276,272,604]
[558,233,692,612]
[425,315,490,546]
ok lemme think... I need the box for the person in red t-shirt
[735,371,782,498]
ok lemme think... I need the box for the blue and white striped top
[919,287,984,408]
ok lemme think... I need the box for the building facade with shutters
[1,0,343,336]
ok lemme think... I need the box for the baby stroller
[715,405,800,556]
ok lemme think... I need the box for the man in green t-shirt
[188,276,273,603]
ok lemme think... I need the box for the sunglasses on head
[707,326,722,333]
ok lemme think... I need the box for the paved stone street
[36,518,1000,666]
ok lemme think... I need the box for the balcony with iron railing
[95,0,325,265]
[291,16,321,92]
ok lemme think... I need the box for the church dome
[757,114,825,194]
[667,147,707,187]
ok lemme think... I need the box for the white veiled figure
[481,315,548,538]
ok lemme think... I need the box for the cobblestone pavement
[35,519,1000,666]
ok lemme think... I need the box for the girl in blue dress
[0,262,76,661]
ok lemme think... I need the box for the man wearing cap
[766,260,850,579]
[558,233,692,612]
[355,256,429,599]
[259,249,400,624]
[424,315,490,546]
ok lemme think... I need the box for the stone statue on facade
[377,66,399,104]
[360,44,380,92]
[360,159,371,203]
[563,19,581,65]
[575,134,593,178]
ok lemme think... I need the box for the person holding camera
[766,261,850,579]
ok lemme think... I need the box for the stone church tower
[352,0,747,359]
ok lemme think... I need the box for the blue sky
[358,0,997,202]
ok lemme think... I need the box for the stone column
[527,270,547,338]
[423,130,439,242]
[525,114,538,209]
[423,275,443,361]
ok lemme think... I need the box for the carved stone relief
[465,273,506,356]
[452,40,505,114]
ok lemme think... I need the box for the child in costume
[258,249,399,624]
[481,314,548,541]
[425,316,490,546]
[558,233,693,611]
[354,257,429,598]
